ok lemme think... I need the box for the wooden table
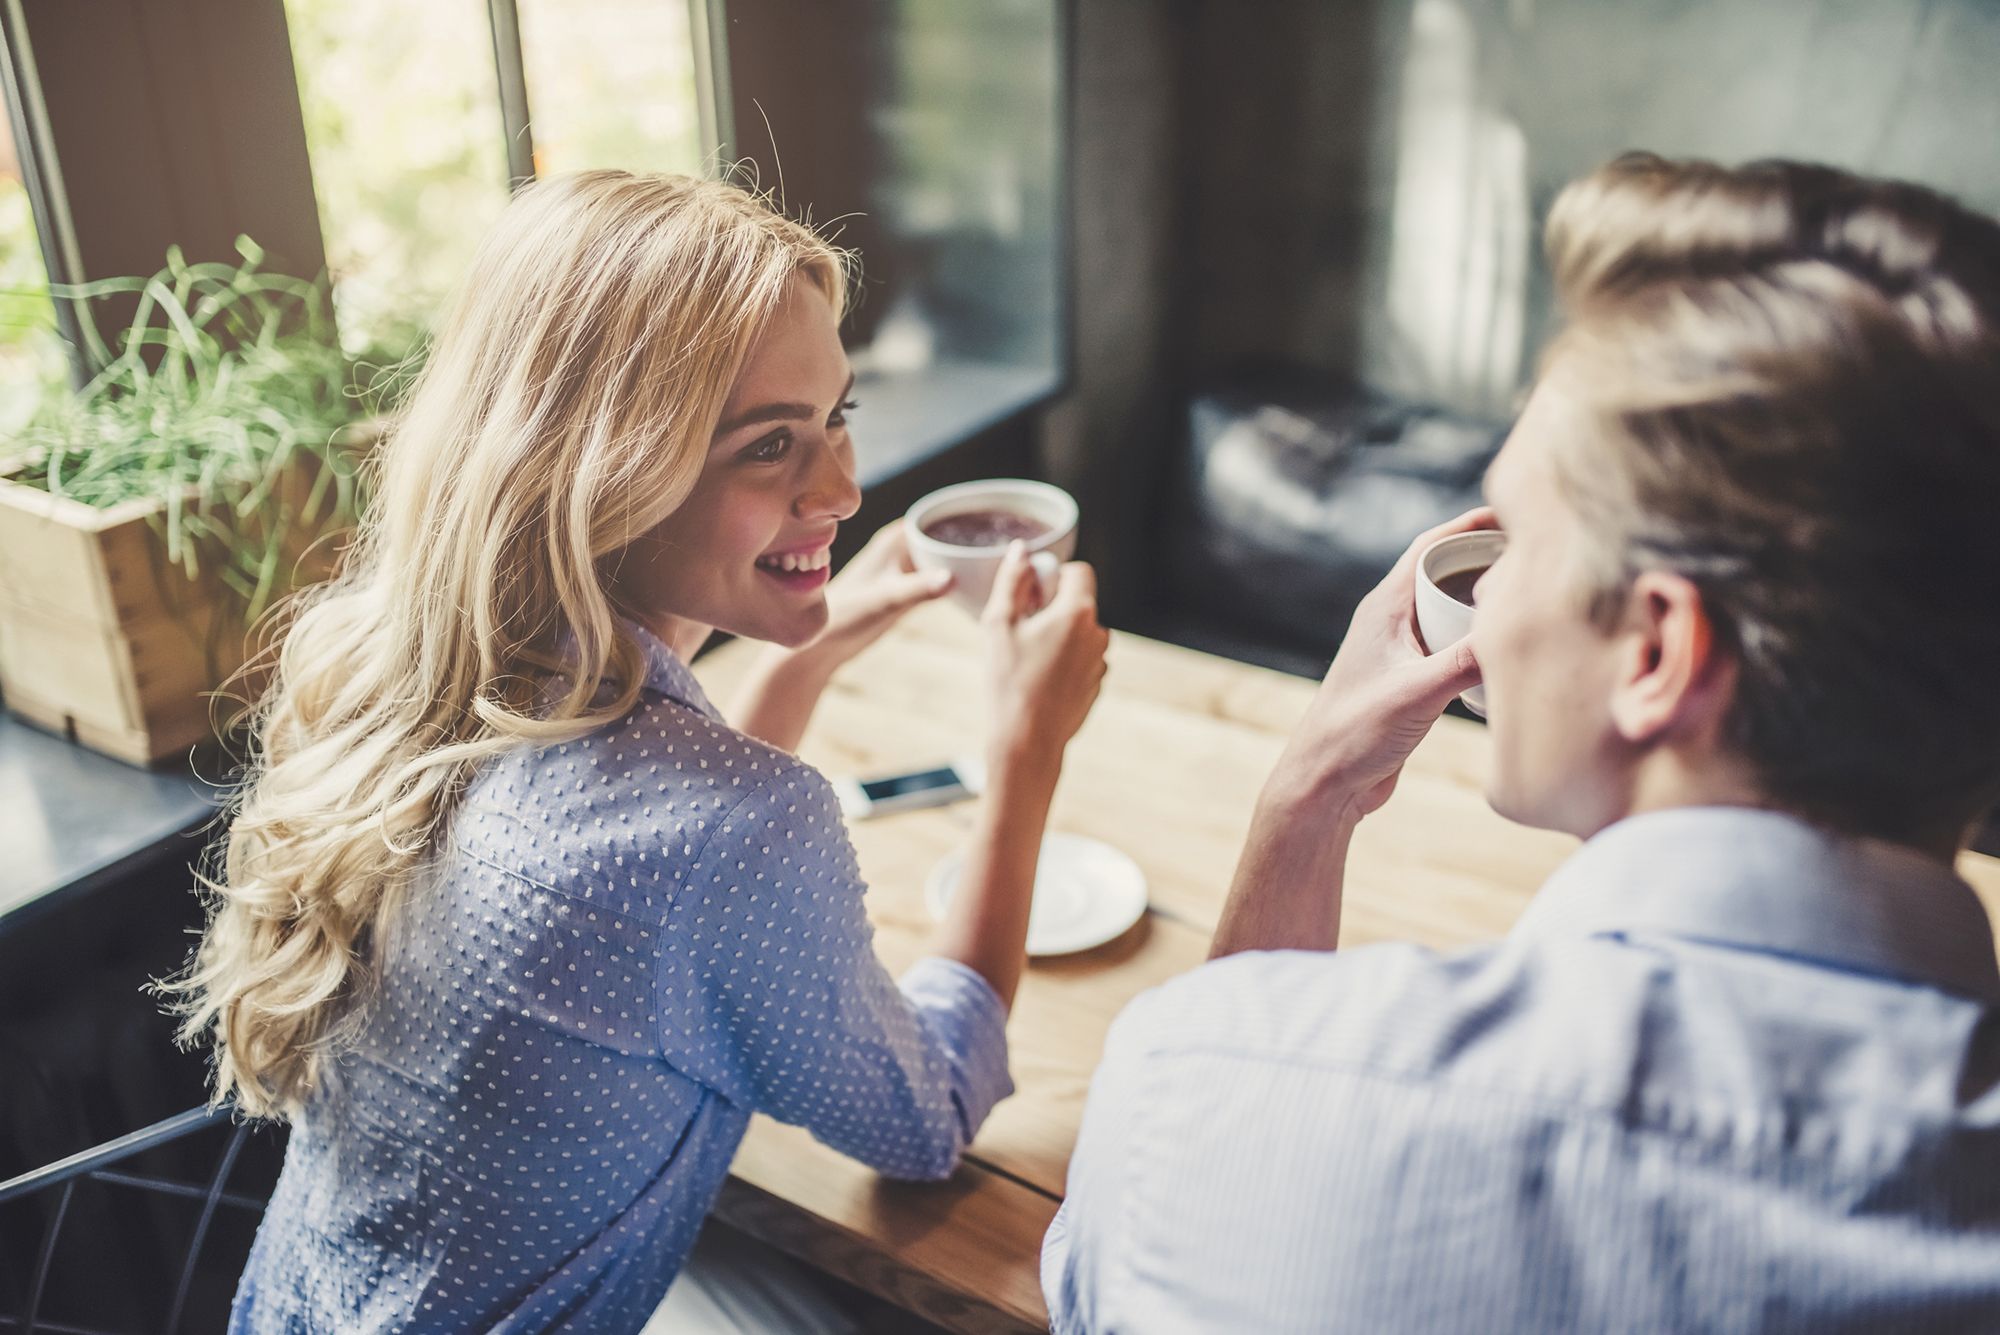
[693,603,2000,1334]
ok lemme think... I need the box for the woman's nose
[796,437,861,522]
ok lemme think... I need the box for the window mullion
[1,0,86,381]
[487,0,536,189]
[688,0,734,169]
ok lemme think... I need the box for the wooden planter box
[0,448,360,766]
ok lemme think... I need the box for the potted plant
[0,238,412,764]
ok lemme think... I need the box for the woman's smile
[755,537,835,592]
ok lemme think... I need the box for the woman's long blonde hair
[172,171,847,1119]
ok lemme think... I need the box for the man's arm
[1209,511,1492,959]
[1208,789,1360,956]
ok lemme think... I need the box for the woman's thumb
[894,566,955,610]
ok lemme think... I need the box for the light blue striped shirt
[233,622,1012,1333]
[1044,806,2000,1333]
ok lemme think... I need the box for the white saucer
[925,833,1148,957]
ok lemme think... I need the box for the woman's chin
[762,601,830,651]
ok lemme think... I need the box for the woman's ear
[1608,571,1734,746]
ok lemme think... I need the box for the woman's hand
[1267,507,1497,820]
[928,542,1109,1011]
[810,521,956,668]
[982,541,1110,766]
[732,523,952,751]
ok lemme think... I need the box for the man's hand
[1268,507,1496,820]
[1209,508,1496,958]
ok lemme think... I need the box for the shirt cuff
[899,956,1015,1138]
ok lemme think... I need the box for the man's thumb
[1416,637,1481,709]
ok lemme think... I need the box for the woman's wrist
[731,644,841,753]
[986,725,1064,795]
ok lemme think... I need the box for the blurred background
[4,1,1999,1328]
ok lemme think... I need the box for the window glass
[284,0,512,350]
[514,0,705,176]
[0,101,69,438]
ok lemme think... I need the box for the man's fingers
[1358,507,1501,627]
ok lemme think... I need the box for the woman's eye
[828,398,859,429]
[745,431,792,463]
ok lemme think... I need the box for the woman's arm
[728,642,839,754]
[928,549,1107,1008]
[654,547,1107,1179]
[655,761,1013,1181]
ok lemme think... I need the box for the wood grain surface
[694,601,2000,1332]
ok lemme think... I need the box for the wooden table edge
[714,1153,1057,1335]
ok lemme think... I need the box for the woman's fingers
[851,520,915,575]
[1052,558,1096,608]
[881,566,954,615]
[982,541,1036,627]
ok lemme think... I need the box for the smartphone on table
[832,756,986,820]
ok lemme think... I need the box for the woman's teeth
[757,548,830,573]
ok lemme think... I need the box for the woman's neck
[641,613,714,664]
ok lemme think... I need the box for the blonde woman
[177,171,1109,1332]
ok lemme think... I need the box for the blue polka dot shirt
[230,622,1014,1332]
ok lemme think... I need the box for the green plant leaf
[13,238,415,627]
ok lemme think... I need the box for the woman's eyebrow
[715,372,856,437]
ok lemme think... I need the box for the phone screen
[859,767,963,801]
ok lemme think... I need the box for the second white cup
[1414,529,1505,718]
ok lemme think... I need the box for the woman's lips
[754,537,832,593]
[754,546,832,593]
[757,562,830,592]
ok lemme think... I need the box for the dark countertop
[0,711,225,931]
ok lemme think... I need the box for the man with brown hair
[1044,155,2000,1332]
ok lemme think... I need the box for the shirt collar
[1513,805,2000,1002]
[620,617,720,720]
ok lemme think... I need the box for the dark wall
[1044,0,2000,623]
[1176,0,2000,419]
[12,0,325,295]
[1036,0,1187,619]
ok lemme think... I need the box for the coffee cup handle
[1029,551,1062,609]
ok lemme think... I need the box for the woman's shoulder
[451,692,836,915]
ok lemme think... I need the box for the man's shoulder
[1116,940,1526,1071]
[1105,934,1673,1117]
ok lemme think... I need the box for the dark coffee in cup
[1434,565,1488,606]
[919,508,1053,548]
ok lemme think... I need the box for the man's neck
[1601,754,1962,868]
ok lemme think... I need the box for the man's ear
[1608,571,1734,746]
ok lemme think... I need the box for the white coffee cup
[905,479,1078,614]
[1414,529,1505,718]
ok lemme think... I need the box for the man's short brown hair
[1542,153,2000,846]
